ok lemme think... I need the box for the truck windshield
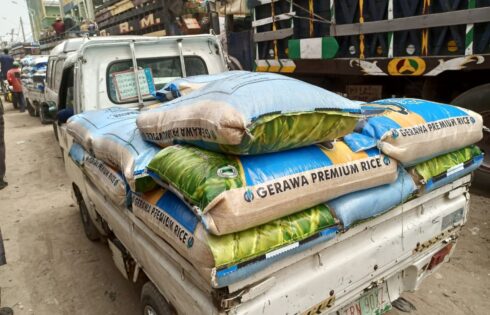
[107,56,208,104]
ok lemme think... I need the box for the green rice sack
[409,145,484,192]
[147,142,397,235]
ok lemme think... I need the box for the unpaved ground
[0,102,488,315]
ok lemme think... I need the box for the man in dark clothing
[0,98,6,189]
[52,17,65,35]
[0,49,14,94]
[162,0,184,35]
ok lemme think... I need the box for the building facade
[26,0,61,41]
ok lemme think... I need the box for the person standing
[0,98,6,189]
[52,16,65,36]
[80,19,89,34]
[0,49,14,94]
[6,62,25,113]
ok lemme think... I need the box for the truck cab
[53,34,227,241]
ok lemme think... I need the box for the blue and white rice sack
[153,71,240,102]
[328,167,416,229]
[67,107,139,151]
[91,119,159,193]
[69,143,129,207]
[67,108,159,192]
[345,98,483,166]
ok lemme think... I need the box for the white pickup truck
[54,34,472,315]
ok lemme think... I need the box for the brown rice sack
[147,141,398,235]
[69,143,128,207]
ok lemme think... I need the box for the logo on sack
[383,156,391,166]
[244,189,254,202]
[217,165,238,178]
[470,117,476,124]
[391,130,399,138]
[187,237,194,248]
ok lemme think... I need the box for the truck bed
[83,173,471,314]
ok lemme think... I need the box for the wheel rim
[479,110,490,173]
[143,305,157,315]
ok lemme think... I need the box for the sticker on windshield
[112,67,155,102]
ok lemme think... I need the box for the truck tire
[141,282,174,315]
[39,104,51,124]
[451,84,490,186]
[52,122,59,142]
[26,99,36,117]
[78,197,100,242]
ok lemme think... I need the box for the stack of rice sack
[345,98,484,194]
[66,107,161,206]
[135,71,408,285]
[65,71,484,288]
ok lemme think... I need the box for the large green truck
[245,0,490,182]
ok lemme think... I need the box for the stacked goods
[137,71,362,155]
[345,98,483,166]
[153,71,241,102]
[132,188,338,280]
[69,143,128,207]
[409,146,483,193]
[147,141,397,235]
[67,107,139,151]
[67,108,160,192]
[329,167,416,229]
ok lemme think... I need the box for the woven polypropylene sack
[328,167,416,229]
[91,119,160,193]
[132,188,337,280]
[137,71,362,155]
[409,145,484,192]
[66,107,139,151]
[147,141,398,235]
[345,98,483,166]
[153,72,240,102]
[69,143,128,207]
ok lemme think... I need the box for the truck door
[54,65,75,155]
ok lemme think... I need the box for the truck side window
[106,56,208,104]
[54,60,64,92]
[47,60,55,89]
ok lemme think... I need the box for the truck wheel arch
[141,281,175,315]
[73,183,100,242]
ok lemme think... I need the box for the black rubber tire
[26,99,36,117]
[52,122,59,142]
[451,83,490,187]
[79,197,100,242]
[39,104,51,124]
[141,282,174,315]
[33,102,40,117]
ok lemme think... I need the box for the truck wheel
[39,104,51,124]
[141,282,174,315]
[52,122,59,142]
[451,84,490,186]
[26,99,36,117]
[33,101,40,117]
[79,198,100,242]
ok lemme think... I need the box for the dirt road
[0,103,489,315]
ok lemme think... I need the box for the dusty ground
[0,102,488,315]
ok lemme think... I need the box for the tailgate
[228,176,470,314]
